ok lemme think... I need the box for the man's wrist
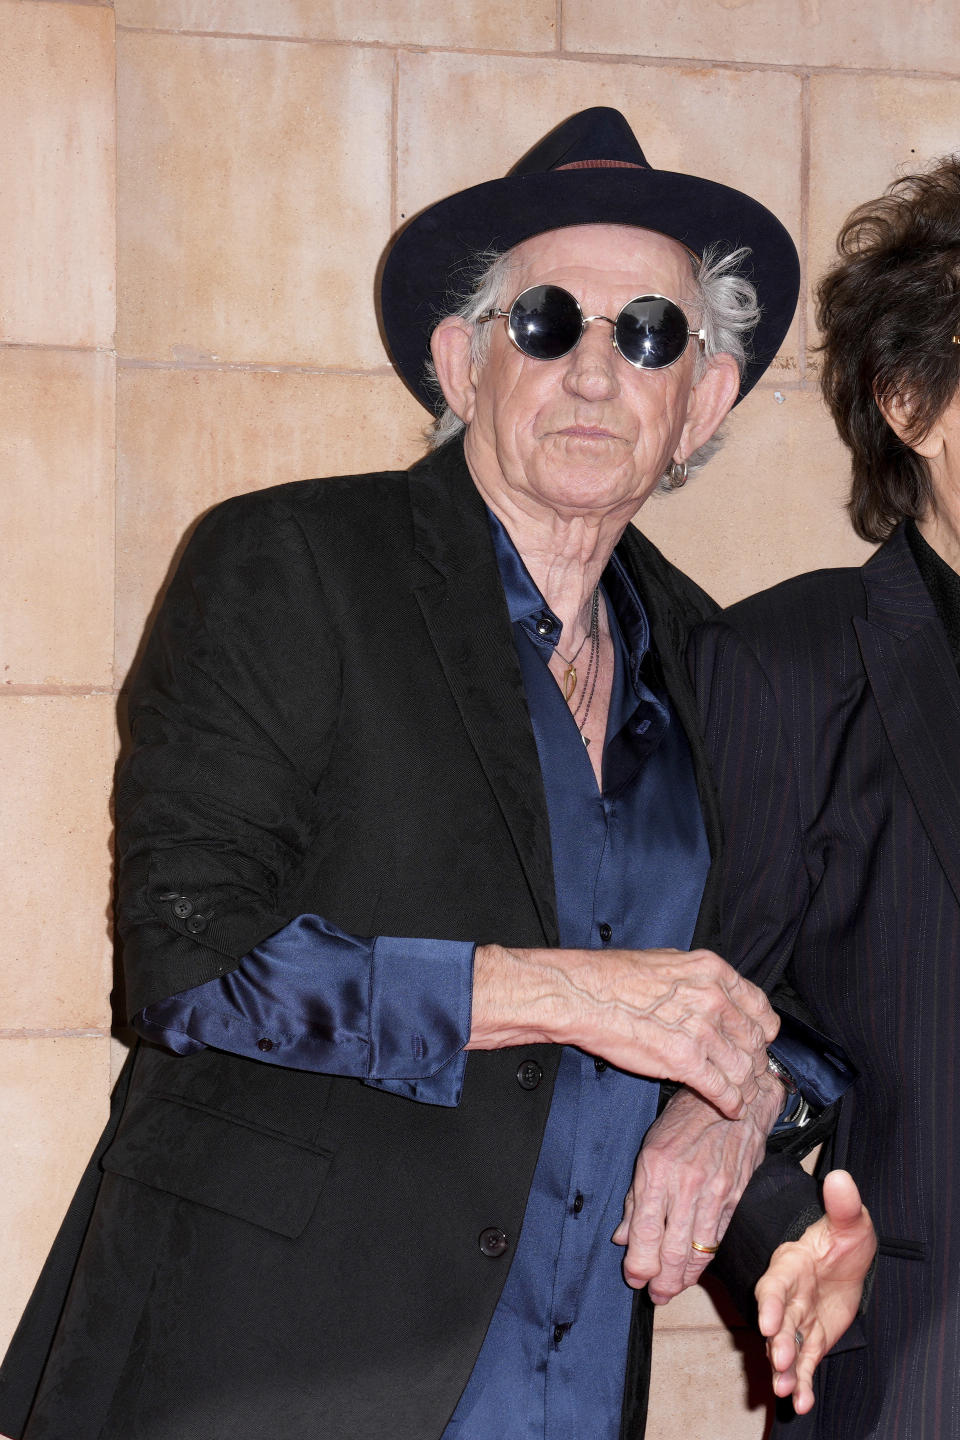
[766,1051,813,1128]
[750,1064,793,1131]
[467,943,560,1051]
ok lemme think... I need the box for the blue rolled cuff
[769,1008,858,1109]
[136,915,474,1107]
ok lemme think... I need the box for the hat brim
[380,166,799,410]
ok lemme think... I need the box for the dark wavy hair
[816,157,960,542]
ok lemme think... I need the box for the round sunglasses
[477,284,705,371]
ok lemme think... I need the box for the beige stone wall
[3,2,960,1435]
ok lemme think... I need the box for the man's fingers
[611,1187,635,1247]
[682,1033,771,1117]
[724,970,781,1039]
[620,1199,670,1288]
[666,994,772,1115]
[759,1263,824,1411]
[757,1284,789,1340]
[623,1186,727,1302]
[647,1241,712,1304]
[643,1213,696,1301]
[647,1190,729,1302]
[821,1168,865,1228]
[769,1312,805,1371]
[684,1058,745,1120]
[770,1323,821,1413]
[694,977,774,1069]
[792,1347,820,1414]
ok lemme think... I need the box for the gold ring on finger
[690,1239,720,1254]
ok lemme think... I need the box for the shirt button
[598,922,612,943]
[516,1059,543,1091]
[185,914,207,934]
[171,897,194,919]
[535,615,555,636]
[478,1227,508,1258]
[257,1037,274,1053]
[572,1192,584,1214]
[594,1057,607,1073]
[553,1323,567,1345]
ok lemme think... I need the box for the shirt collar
[486,507,652,683]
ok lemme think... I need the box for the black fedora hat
[380,106,799,410]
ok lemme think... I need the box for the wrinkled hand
[758,1170,876,1414]
[613,1074,784,1300]
[470,944,778,1120]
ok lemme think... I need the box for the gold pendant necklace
[555,585,600,703]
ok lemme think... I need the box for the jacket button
[516,1059,542,1091]
[478,1227,508,1258]
[185,914,207,934]
[172,897,194,919]
[257,1037,274,1053]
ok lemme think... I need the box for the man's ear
[430,317,477,426]
[877,390,944,460]
[677,352,741,462]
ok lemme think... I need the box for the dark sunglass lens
[616,296,690,368]
[508,285,582,360]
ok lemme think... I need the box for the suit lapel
[855,526,960,908]
[408,444,559,945]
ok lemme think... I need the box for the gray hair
[423,241,761,484]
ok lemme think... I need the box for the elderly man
[0,108,873,1440]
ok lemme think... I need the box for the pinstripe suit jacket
[689,524,960,1439]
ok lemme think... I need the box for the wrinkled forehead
[505,223,698,300]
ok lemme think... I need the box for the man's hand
[468,944,778,1119]
[757,1169,876,1414]
[612,1073,784,1299]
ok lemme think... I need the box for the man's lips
[553,424,619,439]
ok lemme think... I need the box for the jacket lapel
[408,443,559,945]
[855,526,960,908]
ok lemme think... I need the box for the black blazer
[0,440,799,1440]
[690,524,960,1438]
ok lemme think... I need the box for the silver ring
[795,1329,804,1349]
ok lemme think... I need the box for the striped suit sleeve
[689,618,844,1325]
[688,616,812,994]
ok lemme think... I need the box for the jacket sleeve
[687,616,866,1342]
[687,615,813,994]
[116,491,344,1017]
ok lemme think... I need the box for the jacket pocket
[101,1094,332,1238]
[876,1235,927,1261]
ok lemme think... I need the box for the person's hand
[757,1169,876,1413]
[469,943,778,1119]
[613,1073,784,1299]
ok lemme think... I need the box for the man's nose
[561,318,620,400]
